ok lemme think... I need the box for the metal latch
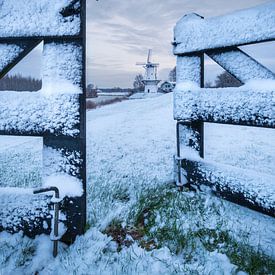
[33,186,61,257]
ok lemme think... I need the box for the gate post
[175,54,204,187]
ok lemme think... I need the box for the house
[160,81,176,93]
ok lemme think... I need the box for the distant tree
[86,83,98,98]
[169,67,176,82]
[0,74,41,91]
[205,81,213,88]
[133,74,144,92]
[112,87,123,92]
[87,83,94,90]
[214,71,242,88]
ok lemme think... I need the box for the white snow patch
[43,174,83,199]
[0,44,24,71]
[41,79,81,96]
[0,91,80,136]
[174,2,275,54]
[174,86,275,126]
[0,0,80,37]
[244,79,275,91]
[175,81,200,91]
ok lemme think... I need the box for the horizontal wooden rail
[174,88,275,128]
[0,188,51,237]
[173,3,275,54]
[0,93,82,137]
[0,1,81,38]
[181,159,275,218]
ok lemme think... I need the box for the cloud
[87,0,272,87]
[6,0,274,88]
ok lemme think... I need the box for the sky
[8,0,275,88]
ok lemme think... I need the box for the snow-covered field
[0,93,274,274]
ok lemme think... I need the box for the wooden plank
[207,47,275,83]
[176,55,204,187]
[182,159,275,218]
[0,0,81,38]
[174,88,275,128]
[0,188,51,237]
[0,92,81,137]
[173,3,275,54]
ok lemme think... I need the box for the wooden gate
[0,0,86,243]
[173,3,275,217]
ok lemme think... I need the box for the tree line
[0,74,42,91]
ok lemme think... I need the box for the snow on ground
[0,93,275,274]
[87,93,175,228]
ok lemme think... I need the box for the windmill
[136,49,161,93]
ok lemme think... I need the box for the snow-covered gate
[173,3,275,217]
[0,0,86,243]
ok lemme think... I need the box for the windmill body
[136,50,161,93]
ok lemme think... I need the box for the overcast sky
[9,0,275,88]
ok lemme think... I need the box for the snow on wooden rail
[174,85,275,128]
[0,92,80,137]
[173,2,275,54]
[182,159,275,218]
[0,188,51,236]
[0,0,81,38]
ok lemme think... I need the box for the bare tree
[133,74,144,92]
[86,83,98,98]
[169,67,176,82]
[215,71,242,88]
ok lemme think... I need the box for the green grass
[122,184,275,274]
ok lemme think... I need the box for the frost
[191,159,275,210]
[0,187,50,233]
[43,147,82,177]
[0,93,275,273]
[175,81,200,91]
[42,43,82,96]
[43,174,83,199]
[174,2,275,54]
[0,44,24,71]
[0,0,80,37]
[244,79,275,91]
[176,55,202,84]
[0,91,80,136]
[174,85,275,127]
